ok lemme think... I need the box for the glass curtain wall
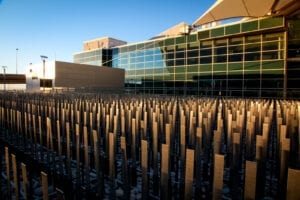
[115,17,286,97]
[74,49,113,67]
[287,19,300,98]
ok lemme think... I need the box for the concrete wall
[54,61,124,91]
[83,37,127,51]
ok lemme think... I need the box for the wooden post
[262,123,269,159]
[75,124,81,187]
[121,136,130,198]
[105,114,110,155]
[41,171,48,200]
[143,111,148,139]
[83,126,90,186]
[256,135,264,161]
[46,117,53,151]
[153,121,158,171]
[21,163,28,200]
[213,154,224,200]
[66,122,71,177]
[280,138,290,197]
[32,114,37,156]
[185,149,194,200]
[227,113,232,152]
[165,123,171,147]
[56,188,65,200]
[38,115,43,146]
[255,135,265,198]
[109,132,115,179]
[24,112,28,144]
[161,144,170,200]
[5,147,11,199]
[203,118,209,150]
[11,154,19,200]
[213,130,221,154]
[121,115,125,137]
[180,125,186,164]
[141,140,148,199]
[286,168,300,200]
[244,160,257,200]
[246,121,253,158]
[195,127,202,184]
[188,111,195,146]
[232,132,240,169]
[92,129,103,197]
[131,118,136,165]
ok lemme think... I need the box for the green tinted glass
[262,69,283,74]
[186,73,196,80]
[176,36,186,44]
[187,34,197,42]
[175,73,186,80]
[260,17,283,29]
[187,65,198,72]
[213,64,226,71]
[262,61,284,70]
[200,64,212,72]
[198,30,210,40]
[226,24,241,35]
[165,38,175,46]
[245,62,260,71]
[228,63,242,71]
[211,27,224,37]
[175,66,185,73]
[242,20,258,32]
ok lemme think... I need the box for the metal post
[40,55,48,92]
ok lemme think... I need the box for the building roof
[156,22,192,37]
[193,0,299,27]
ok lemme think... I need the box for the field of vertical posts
[0,92,300,199]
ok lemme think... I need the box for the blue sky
[0,0,214,74]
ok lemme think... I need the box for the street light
[40,55,48,92]
[16,48,19,74]
[2,66,7,91]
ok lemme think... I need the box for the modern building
[26,61,124,92]
[74,0,300,98]
[74,37,127,66]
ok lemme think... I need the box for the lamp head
[40,55,48,59]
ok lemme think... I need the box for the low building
[0,74,26,91]
[26,61,124,93]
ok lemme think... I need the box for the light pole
[29,63,32,91]
[16,48,19,74]
[2,66,7,91]
[40,55,48,92]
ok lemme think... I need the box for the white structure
[26,61,55,92]
[193,0,300,26]
[26,61,125,93]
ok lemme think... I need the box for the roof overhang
[193,0,298,27]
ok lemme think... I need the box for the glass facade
[74,49,112,67]
[287,19,300,98]
[74,16,300,98]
